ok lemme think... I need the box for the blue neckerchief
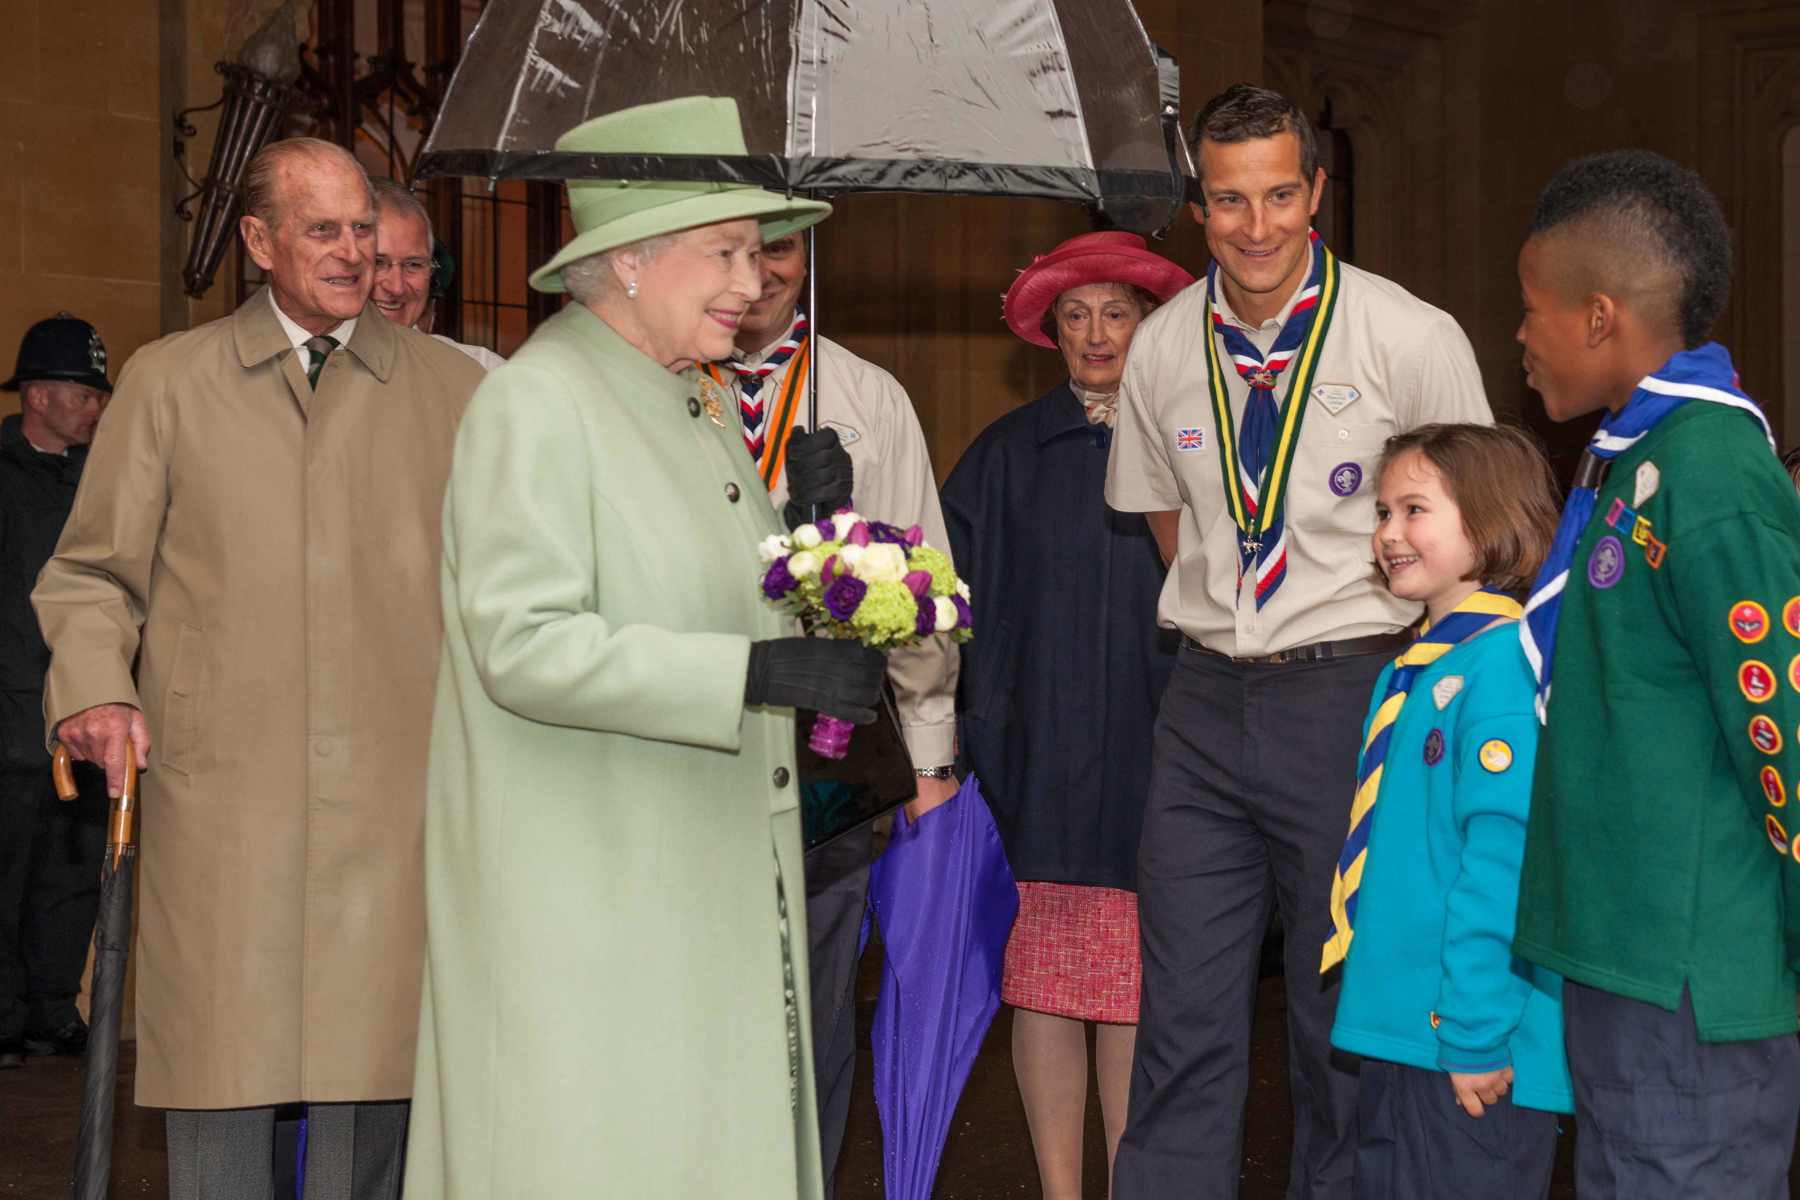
[1520,342,1773,722]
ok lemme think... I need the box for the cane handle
[51,742,76,801]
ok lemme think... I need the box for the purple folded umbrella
[864,774,1018,1200]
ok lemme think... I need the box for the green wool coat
[1515,401,1800,1041]
[403,304,820,1199]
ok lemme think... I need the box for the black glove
[782,427,854,531]
[745,637,886,724]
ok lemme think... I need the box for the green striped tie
[304,334,339,390]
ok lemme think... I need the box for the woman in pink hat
[941,230,1193,1199]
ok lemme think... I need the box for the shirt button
[687,397,701,418]
[725,482,741,503]
[313,738,332,758]
[772,766,791,788]
[1338,428,1349,441]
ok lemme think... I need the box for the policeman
[0,312,109,1069]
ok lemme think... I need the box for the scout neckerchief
[1320,587,1525,973]
[1520,342,1772,723]
[717,311,807,459]
[1203,230,1341,609]
[704,317,812,492]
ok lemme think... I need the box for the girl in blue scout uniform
[1322,424,1572,1199]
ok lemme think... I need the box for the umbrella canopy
[864,774,1018,1199]
[417,0,1198,232]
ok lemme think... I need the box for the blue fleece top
[1329,622,1573,1114]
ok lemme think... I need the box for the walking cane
[53,740,138,1200]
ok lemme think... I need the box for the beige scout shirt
[1105,250,1492,656]
[724,332,958,767]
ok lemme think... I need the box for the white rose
[934,596,958,633]
[838,543,866,569]
[788,550,821,579]
[793,523,823,550]
[831,511,861,540]
[858,543,909,584]
[758,534,790,564]
[956,580,971,602]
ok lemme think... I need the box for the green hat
[529,97,831,294]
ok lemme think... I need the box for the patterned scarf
[719,311,808,462]
[1520,342,1771,723]
[1071,383,1117,429]
[1321,587,1525,972]
[1204,231,1336,609]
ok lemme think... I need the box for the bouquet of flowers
[759,508,972,758]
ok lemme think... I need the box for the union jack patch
[1175,427,1206,452]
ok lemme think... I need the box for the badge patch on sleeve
[1784,597,1800,638]
[1731,601,1771,644]
[1750,714,1784,755]
[1175,427,1206,452]
[1789,654,1800,695]
[1423,728,1445,766]
[1741,660,1778,703]
[1431,675,1463,710]
[1763,766,1786,808]
[1477,739,1514,773]
[1768,813,1790,856]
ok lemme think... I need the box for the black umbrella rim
[416,151,1200,212]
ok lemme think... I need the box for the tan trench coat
[32,291,482,1109]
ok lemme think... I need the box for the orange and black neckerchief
[704,336,812,492]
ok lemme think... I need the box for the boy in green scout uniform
[1513,150,1800,1195]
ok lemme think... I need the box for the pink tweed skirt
[1001,881,1141,1024]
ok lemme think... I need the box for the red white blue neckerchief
[1202,230,1339,609]
[1520,341,1773,722]
[720,311,807,462]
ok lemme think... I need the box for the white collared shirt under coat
[724,331,958,767]
[32,289,483,1109]
[1104,252,1492,657]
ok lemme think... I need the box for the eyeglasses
[373,255,431,279]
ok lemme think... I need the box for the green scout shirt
[1515,401,1800,1041]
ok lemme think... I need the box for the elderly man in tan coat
[33,137,483,1200]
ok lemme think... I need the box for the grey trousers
[1564,981,1800,1199]
[1115,646,1388,1200]
[804,825,875,1199]
[166,1101,408,1200]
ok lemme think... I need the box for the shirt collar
[1211,238,1314,335]
[268,289,356,352]
[1035,382,1095,445]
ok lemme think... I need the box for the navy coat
[941,383,1176,891]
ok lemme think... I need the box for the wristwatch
[914,765,955,779]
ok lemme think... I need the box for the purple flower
[866,520,908,545]
[815,519,836,543]
[820,553,839,587]
[904,524,925,547]
[902,570,933,599]
[952,594,972,630]
[847,521,872,547]
[823,573,868,621]
[762,558,799,600]
[914,596,937,637]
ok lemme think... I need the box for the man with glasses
[371,179,504,371]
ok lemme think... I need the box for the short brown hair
[1376,423,1561,595]
[1189,83,1320,186]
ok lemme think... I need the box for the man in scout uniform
[1103,83,1490,1198]
[0,313,109,1070]
[35,137,484,1199]
[707,229,959,1193]
[1513,150,1800,1195]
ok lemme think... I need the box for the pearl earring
[627,279,639,299]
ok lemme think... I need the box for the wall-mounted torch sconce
[173,1,302,299]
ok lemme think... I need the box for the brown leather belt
[1181,629,1411,666]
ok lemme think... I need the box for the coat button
[772,766,790,788]
[725,482,741,503]
[687,397,701,417]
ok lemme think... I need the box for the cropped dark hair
[1376,423,1561,596]
[1528,150,1731,348]
[1188,84,1320,185]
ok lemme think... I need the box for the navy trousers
[1115,645,1388,1200]
[1563,981,1800,1199]
[1355,1059,1559,1200]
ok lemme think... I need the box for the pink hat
[1002,231,1196,349]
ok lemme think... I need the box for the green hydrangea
[906,546,957,597]
[848,580,922,646]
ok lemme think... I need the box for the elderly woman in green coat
[404,98,886,1199]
